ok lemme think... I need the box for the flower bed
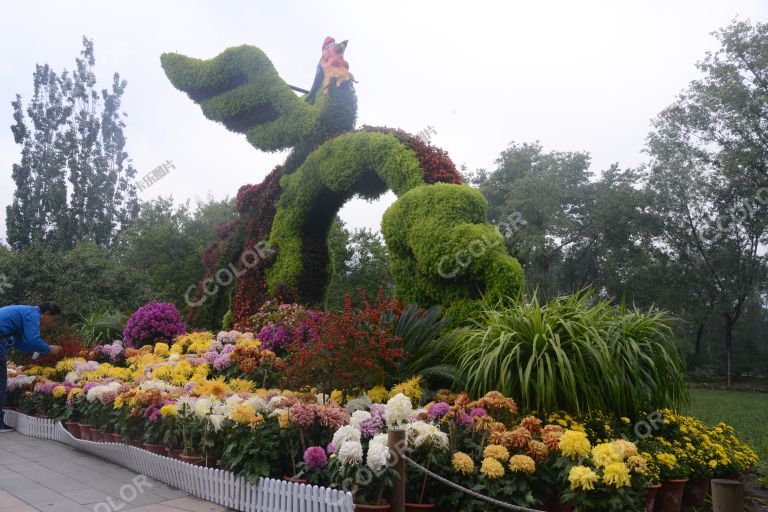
[6,327,758,512]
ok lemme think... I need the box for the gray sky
[1,0,766,243]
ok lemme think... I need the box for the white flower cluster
[384,393,413,428]
[86,381,122,402]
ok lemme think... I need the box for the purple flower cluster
[359,404,385,437]
[93,340,124,362]
[123,301,186,348]
[428,401,451,421]
[245,301,323,354]
[144,405,162,423]
[216,330,242,344]
[303,446,328,469]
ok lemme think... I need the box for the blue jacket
[0,305,51,357]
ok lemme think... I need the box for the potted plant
[652,452,689,512]
[142,405,168,455]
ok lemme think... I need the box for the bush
[123,301,186,347]
[449,291,689,417]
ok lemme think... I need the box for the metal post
[388,429,406,512]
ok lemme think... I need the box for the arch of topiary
[161,44,524,327]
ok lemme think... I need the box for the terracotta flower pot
[78,423,93,441]
[64,421,81,438]
[108,433,123,443]
[90,428,105,442]
[283,476,308,484]
[405,504,435,511]
[682,478,710,508]
[130,439,144,448]
[654,478,688,512]
[143,442,167,456]
[354,504,390,511]
[179,453,204,466]
[711,478,744,512]
[645,483,662,511]
[166,447,183,460]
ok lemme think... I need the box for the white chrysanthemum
[332,425,362,449]
[168,353,180,362]
[385,393,413,428]
[316,393,330,405]
[366,440,391,472]
[209,414,225,431]
[268,396,284,408]
[338,440,364,466]
[139,379,173,392]
[64,371,79,383]
[408,421,449,449]
[268,407,284,419]
[247,397,271,414]
[223,395,244,414]
[194,397,212,418]
[350,410,372,429]
[372,433,389,446]
[86,382,121,402]
[344,394,372,413]
[176,395,197,415]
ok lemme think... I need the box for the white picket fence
[3,409,354,512]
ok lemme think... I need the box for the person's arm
[20,309,51,355]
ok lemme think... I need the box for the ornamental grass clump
[123,301,186,348]
[449,291,689,417]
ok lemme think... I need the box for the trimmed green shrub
[448,291,689,417]
[382,183,525,320]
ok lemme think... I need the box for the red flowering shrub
[284,293,404,397]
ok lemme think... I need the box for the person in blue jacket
[0,302,63,431]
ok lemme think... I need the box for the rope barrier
[402,455,545,512]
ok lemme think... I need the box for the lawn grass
[687,388,768,474]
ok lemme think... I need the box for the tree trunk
[694,322,705,358]
[724,315,734,387]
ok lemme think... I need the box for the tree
[326,218,393,310]
[119,196,235,308]
[646,19,768,385]
[6,36,138,251]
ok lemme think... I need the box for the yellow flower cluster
[483,444,510,462]
[559,430,591,458]
[480,457,505,479]
[569,466,598,490]
[452,452,475,475]
[602,462,631,488]
[509,454,536,474]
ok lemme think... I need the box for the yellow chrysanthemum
[67,388,84,401]
[480,457,505,479]
[367,386,389,404]
[330,390,344,404]
[228,378,255,393]
[230,403,262,425]
[389,376,422,402]
[160,404,177,417]
[52,385,67,399]
[55,357,86,374]
[509,454,536,474]
[559,430,591,459]
[278,411,290,429]
[151,365,173,381]
[656,453,677,469]
[591,442,624,467]
[483,444,510,462]
[153,343,170,357]
[196,378,229,398]
[614,440,638,458]
[569,465,598,491]
[113,395,125,409]
[452,452,475,475]
[602,462,631,488]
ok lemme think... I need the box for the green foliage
[326,218,393,310]
[160,45,356,153]
[382,183,524,321]
[7,36,138,251]
[0,241,150,321]
[73,310,128,348]
[449,291,689,417]
[267,131,423,303]
[120,196,234,308]
[389,304,455,388]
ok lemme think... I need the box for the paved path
[0,432,230,512]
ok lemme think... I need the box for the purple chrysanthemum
[303,446,328,469]
[428,402,451,420]
[123,301,186,348]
